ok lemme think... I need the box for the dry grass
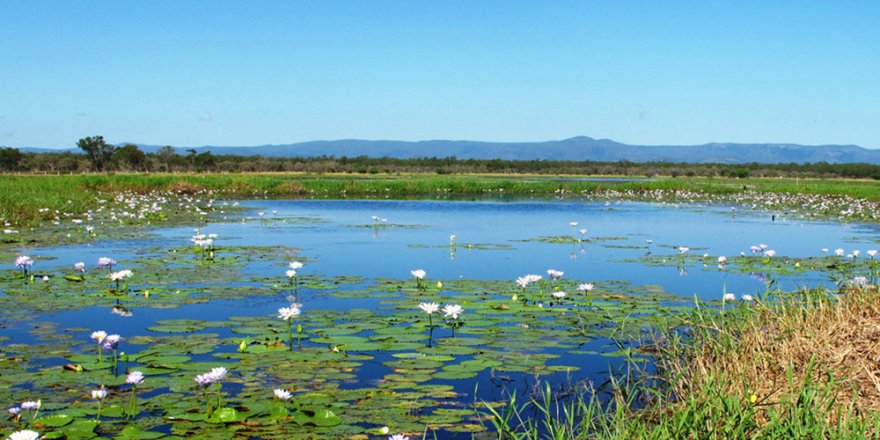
[667,287,880,427]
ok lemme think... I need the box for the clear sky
[1,1,878,149]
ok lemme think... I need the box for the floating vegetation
[2,184,880,437]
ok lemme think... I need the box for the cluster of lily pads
[4,198,880,438]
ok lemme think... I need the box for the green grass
[2,173,879,225]
[479,287,880,439]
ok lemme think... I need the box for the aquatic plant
[411,268,426,290]
[14,255,34,278]
[108,269,132,293]
[90,386,107,421]
[125,371,144,421]
[194,367,227,417]
[278,305,303,350]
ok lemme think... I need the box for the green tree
[77,135,116,171]
[111,144,147,171]
[0,147,23,171]
[157,145,177,172]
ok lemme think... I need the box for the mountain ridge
[9,136,879,164]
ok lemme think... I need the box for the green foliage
[76,135,116,171]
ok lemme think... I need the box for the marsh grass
[3,173,880,226]
[482,287,880,439]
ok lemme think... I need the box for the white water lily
[273,389,292,400]
[577,283,595,292]
[109,270,133,281]
[551,291,567,299]
[418,302,439,314]
[7,430,41,440]
[289,261,303,270]
[410,269,426,280]
[278,306,301,320]
[741,294,755,301]
[442,304,464,320]
[722,293,736,302]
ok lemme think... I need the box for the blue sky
[1,1,878,149]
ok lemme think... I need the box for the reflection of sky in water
[22,198,877,303]
[170,199,871,298]
[7,198,879,426]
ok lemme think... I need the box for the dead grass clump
[669,286,880,424]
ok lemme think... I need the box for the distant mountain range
[13,136,880,164]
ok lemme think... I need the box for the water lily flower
[389,435,410,440]
[278,306,302,349]
[381,426,390,435]
[126,371,144,385]
[763,250,776,258]
[8,407,20,415]
[7,430,41,440]
[74,262,86,272]
[868,250,878,258]
[273,389,292,400]
[853,250,861,257]
[750,245,762,253]
[419,302,439,315]
[741,294,755,301]
[677,246,689,254]
[109,270,133,281]
[547,269,564,280]
[278,304,301,320]
[835,248,845,256]
[103,334,122,350]
[289,261,304,270]
[285,269,297,279]
[850,276,870,289]
[20,401,40,410]
[551,291,567,299]
[722,293,737,302]
[411,269,426,279]
[91,388,108,400]
[14,255,34,269]
[442,304,464,320]
[577,283,595,292]
[97,257,116,269]
[717,256,727,263]
[90,330,107,344]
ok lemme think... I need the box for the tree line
[2,136,880,179]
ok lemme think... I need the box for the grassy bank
[483,286,880,438]
[2,173,880,226]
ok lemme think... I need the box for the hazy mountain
[13,136,880,164]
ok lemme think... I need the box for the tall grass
[481,287,880,439]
